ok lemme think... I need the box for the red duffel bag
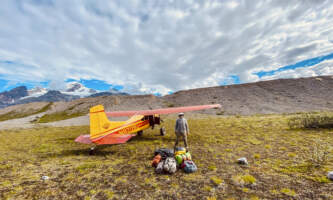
[152,154,162,167]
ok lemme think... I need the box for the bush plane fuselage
[75,104,221,147]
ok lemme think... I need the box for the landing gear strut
[160,127,166,136]
[137,130,143,136]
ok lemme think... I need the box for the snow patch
[63,82,98,97]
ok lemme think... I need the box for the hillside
[0,76,332,121]
[164,75,333,115]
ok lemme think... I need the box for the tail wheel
[137,130,143,136]
[89,146,96,155]
[160,127,166,136]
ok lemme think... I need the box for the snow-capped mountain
[0,86,28,108]
[63,82,97,97]
[0,82,128,108]
[27,87,48,98]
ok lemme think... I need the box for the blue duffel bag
[182,160,197,173]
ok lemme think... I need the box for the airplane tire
[89,146,95,155]
[160,127,166,136]
[137,130,143,136]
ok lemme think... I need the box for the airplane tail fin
[89,105,126,140]
[75,105,130,144]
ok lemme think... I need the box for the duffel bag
[152,154,162,167]
[175,152,192,166]
[175,147,186,152]
[174,147,186,156]
[154,148,174,158]
[163,157,177,174]
[155,160,165,174]
[182,160,197,173]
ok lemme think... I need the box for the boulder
[328,171,333,181]
[237,157,248,165]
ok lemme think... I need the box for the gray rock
[237,157,248,165]
[41,176,49,180]
[327,171,333,181]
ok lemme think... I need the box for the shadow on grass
[57,148,114,157]
[130,136,175,142]
[54,137,78,142]
[51,135,175,158]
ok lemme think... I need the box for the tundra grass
[0,114,332,199]
[0,103,53,122]
[37,111,86,123]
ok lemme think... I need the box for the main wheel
[137,130,143,136]
[160,127,166,136]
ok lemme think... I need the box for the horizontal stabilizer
[94,134,135,145]
[75,134,93,144]
[75,134,135,145]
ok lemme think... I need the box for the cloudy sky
[0,0,332,95]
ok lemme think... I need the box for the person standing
[174,113,189,152]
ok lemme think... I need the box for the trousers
[174,131,188,149]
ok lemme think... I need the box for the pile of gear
[152,147,197,174]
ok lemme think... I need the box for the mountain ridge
[1,75,332,115]
[0,82,128,108]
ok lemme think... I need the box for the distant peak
[66,82,84,92]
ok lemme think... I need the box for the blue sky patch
[255,52,333,78]
[66,79,123,91]
[220,75,241,85]
[0,79,49,92]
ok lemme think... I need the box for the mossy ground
[37,111,86,123]
[0,113,332,199]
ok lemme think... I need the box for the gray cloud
[0,0,332,94]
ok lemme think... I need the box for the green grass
[288,112,333,129]
[37,111,86,123]
[0,113,332,199]
[0,102,53,122]
[210,176,223,186]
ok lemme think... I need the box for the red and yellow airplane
[75,104,221,146]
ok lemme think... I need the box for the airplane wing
[105,104,221,117]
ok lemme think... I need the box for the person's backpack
[181,160,197,173]
[154,148,174,159]
[163,157,177,174]
[155,160,165,174]
[175,152,192,165]
[152,154,162,167]
[175,150,186,156]
[175,147,186,152]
